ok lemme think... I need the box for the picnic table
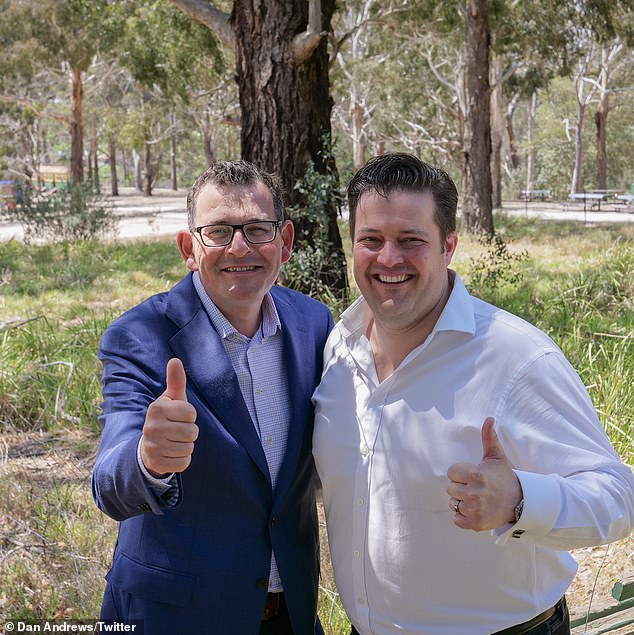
[616,194,634,205]
[519,189,552,201]
[567,192,610,211]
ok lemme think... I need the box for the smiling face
[177,181,294,335]
[352,189,458,337]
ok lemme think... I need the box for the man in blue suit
[92,160,333,634]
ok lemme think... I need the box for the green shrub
[10,183,117,244]
[465,233,528,296]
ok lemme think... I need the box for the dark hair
[346,153,458,242]
[186,160,285,230]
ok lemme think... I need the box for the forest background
[0,0,633,632]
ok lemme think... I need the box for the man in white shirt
[312,153,634,635]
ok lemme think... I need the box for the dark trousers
[260,594,294,635]
[350,597,570,635]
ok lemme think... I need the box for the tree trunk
[595,46,611,190]
[200,112,216,165]
[526,91,537,192]
[231,0,347,296]
[70,65,84,184]
[170,111,178,191]
[351,98,366,171]
[505,92,520,170]
[461,0,493,235]
[595,105,607,190]
[133,150,143,192]
[144,141,153,196]
[92,133,100,192]
[489,55,504,209]
[571,101,585,193]
[109,137,119,196]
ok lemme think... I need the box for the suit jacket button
[270,516,277,527]
[256,578,269,590]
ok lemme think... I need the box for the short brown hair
[187,160,284,230]
[346,153,458,243]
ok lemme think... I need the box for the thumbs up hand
[446,418,523,531]
[141,358,199,478]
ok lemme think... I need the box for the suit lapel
[270,289,312,506]
[165,276,271,485]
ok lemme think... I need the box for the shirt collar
[192,271,281,340]
[339,269,475,341]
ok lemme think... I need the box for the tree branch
[292,0,323,64]
[169,0,234,50]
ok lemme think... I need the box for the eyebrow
[357,226,431,237]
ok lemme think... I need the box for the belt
[491,598,565,635]
[262,592,284,622]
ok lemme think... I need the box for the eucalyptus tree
[103,0,224,195]
[0,0,106,183]
[168,0,348,297]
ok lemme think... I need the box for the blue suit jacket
[92,274,333,634]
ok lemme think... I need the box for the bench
[567,192,610,211]
[615,194,634,206]
[571,576,634,634]
[519,189,552,201]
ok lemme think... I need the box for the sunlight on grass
[0,217,632,626]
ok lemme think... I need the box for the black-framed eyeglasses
[193,220,282,247]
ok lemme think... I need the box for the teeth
[378,274,409,283]
[225,266,257,272]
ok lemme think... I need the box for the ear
[177,230,199,272]
[280,220,295,264]
[443,232,458,266]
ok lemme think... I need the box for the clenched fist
[140,358,199,478]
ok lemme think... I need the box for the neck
[220,302,262,338]
[368,277,453,383]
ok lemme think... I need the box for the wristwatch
[514,499,524,524]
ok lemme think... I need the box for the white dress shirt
[312,271,634,635]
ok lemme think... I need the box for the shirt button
[360,445,370,456]
[357,597,366,605]
[353,549,360,557]
[357,497,365,506]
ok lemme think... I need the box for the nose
[376,240,404,267]
[226,228,253,255]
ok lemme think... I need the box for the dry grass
[0,432,630,631]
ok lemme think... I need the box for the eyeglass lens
[197,221,278,246]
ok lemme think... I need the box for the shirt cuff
[137,436,175,492]
[493,470,561,545]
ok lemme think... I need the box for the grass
[0,216,632,628]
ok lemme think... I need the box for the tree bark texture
[144,141,153,196]
[461,0,493,235]
[571,100,585,194]
[489,55,504,209]
[109,137,119,196]
[505,92,520,171]
[595,103,607,190]
[526,91,536,192]
[170,111,178,191]
[70,65,84,184]
[231,0,347,295]
[201,111,216,166]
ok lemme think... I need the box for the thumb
[480,417,505,462]
[165,357,188,401]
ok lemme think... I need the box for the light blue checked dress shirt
[140,272,290,592]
